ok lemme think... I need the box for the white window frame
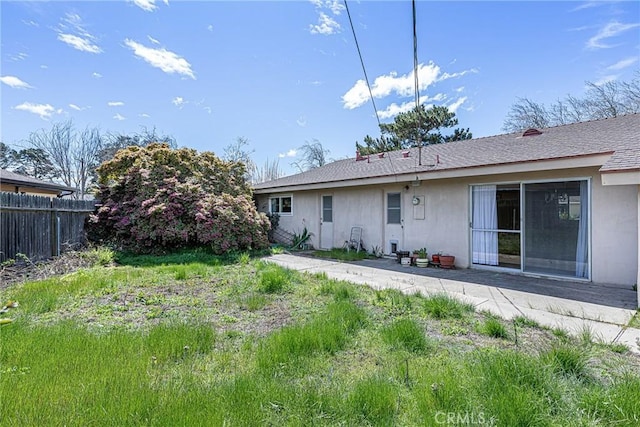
[269,194,293,216]
[387,192,401,224]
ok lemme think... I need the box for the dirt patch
[0,251,99,291]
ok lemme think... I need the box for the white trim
[268,194,293,216]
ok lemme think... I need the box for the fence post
[50,200,59,257]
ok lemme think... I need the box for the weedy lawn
[1,249,639,426]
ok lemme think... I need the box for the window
[322,195,333,222]
[269,195,292,215]
[387,193,401,224]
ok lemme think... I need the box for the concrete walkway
[266,253,640,354]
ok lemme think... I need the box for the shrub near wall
[88,143,270,253]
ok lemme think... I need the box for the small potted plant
[439,254,455,269]
[415,248,429,268]
[431,252,441,265]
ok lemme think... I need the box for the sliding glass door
[471,184,521,269]
[523,181,589,278]
[471,180,589,279]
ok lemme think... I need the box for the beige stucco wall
[0,184,60,198]
[258,166,638,286]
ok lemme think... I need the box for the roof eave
[254,153,613,194]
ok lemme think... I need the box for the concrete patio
[266,253,640,354]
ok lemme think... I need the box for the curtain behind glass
[472,185,498,265]
[575,180,589,278]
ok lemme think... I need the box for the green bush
[88,143,270,254]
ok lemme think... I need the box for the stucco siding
[591,174,638,286]
[258,166,638,286]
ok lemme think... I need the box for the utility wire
[344,0,381,129]
[412,0,422,166]
[412,0,420,110]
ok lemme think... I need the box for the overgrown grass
[1,249,639,426]
[628,311,640,329]
[381,318,429,353]
[480,316,510,339]
[312,248,370,261]
[422,293,475,319]
[259,263,291,293]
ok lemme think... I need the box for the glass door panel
[523,181,588,278]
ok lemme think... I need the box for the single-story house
[254,114,640,306]
[0,169,75,198]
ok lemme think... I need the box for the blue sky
[1,0,639,176]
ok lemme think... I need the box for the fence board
[0,192,95,262]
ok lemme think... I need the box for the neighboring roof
[254,113,639,192]
[0,169,76,193]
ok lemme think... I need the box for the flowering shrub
[88,143,270,253]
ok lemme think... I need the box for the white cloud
[148,35,160,44]
[593,75,617,86]
[139,113,150,118]
[113,113,126,121]
[124,39,195,79]
[570,1,603,12]
[203,107,212,114]
[57,13,102,53]
[133,0,157,12]
[342,62,477,110]
[40,65,48,69]
[309,0,344,35]
[377,94,444,119]
[92,72,102,78]
[69,104,83,111]
[342,63,440,109]
[22,19,39,27]
[447,96,467,113]
[310,12,341,35]
[607,57,638,71]
[58,33,102,53]
[133,0,169,12]
[14,102,56,119]
[9,52,29,61]
[587,21,640,49]
[0,75,33,89]
[278,149,297,158]
[108,101,124,107]
[172,96,185,108]
[207,25,213,32]
[296,116,307,127]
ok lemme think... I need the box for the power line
[343,0,381,129]
[412,0,420,111]
[412,0,422,166]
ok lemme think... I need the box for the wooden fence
[0,192,96,262]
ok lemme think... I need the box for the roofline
[254,153,613,194]
[0,177,76,192]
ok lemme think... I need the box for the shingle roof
[0,169,76,193]
[600,147,640,172]
[254,113,640,191]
